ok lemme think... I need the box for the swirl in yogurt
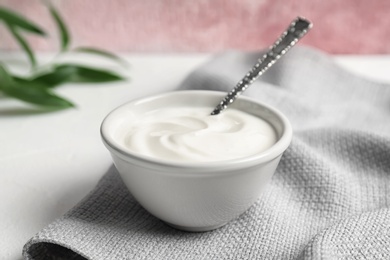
[124,107,277,162]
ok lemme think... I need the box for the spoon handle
[211,17,312,115]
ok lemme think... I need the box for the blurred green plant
[0,2,128,110]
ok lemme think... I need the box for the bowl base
[164,221,228,232]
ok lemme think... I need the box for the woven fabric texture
[23,47,390,259]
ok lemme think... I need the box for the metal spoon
[210,17,313,115]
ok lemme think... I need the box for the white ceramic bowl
[101,90,292,232]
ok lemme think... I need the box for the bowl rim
[100,90,292,172]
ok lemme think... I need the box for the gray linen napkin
[23,47,390,260]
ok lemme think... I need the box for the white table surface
[1,52,390,260]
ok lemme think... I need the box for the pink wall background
[1,0,390,54]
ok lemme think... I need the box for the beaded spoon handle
[210,17,312,115]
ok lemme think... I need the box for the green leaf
[5,83,74,108]
[29,65,76,87]
[3,83,74,108]
[0,6,46,35]
[6,24,37,68]
[11,64,125,90]
[38,64,124,85]
[0,64,74,108]
[46,2,70,51]
[11,75,31,84]
[62,64,125,83]
[0,63,14,87]
[73,47,130,68]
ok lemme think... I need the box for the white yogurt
[124,107,277,163]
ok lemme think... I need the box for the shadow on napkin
[23,166,243,260]
[24,47,390,260]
